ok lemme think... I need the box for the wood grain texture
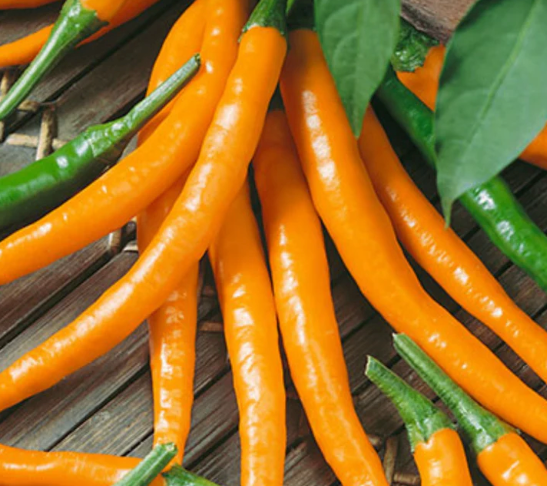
[0,1,546,486]
[401,0,474,42]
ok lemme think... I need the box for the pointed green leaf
[315,0,401,135]
[435,0,547,218]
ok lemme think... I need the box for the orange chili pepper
[398,44,547,170]
[135,1,206,464]
[0,442,213,486]
[209,182,286,486]
[0,443,163,486]
[366,357,473,486]
[0,0,57,8]
[415,429,471,485]
[0,0,164,68]
[0,0,245,284]
[396,334,547,486]
[0,0,286,414]
[359,107,547,385]
[254,109,389,486]
[280,27,547,443]
[138,176,199,466]
[478,433,547,486]
[80,0,129,23]
[138,0,207,142]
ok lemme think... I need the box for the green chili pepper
[0,54,199,232]
[376,67,547,293]
[0,0,110,121]
[113,443,177,486]
[365,356,453,452]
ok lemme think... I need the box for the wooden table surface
[0,1,545,485]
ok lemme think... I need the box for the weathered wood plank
[401,0,474,42]
[0,235,116,345]
[0,3,546,486]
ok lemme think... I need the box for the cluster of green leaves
[309,0,547,222]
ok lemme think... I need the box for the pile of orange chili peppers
[1,0,547,485]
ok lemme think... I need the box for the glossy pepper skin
[366,357,473,486]
[359,107,547,385]
[136,3,205,463]
[0,0,247,284]
[210,182,286,486]
[477,433,547,486]
[138,0,207,143]
[0,0,57,8]
[0,0,129,121]
[398,44,547,170]
[254,110,389,486]
[0,0,287,415]
[138,176,199,465]
[0,55,199,232]
[0,0,163,68]
[395,334,547,486]
[0,442,216,486]
[280,28,547,444]
[377,67,547,293]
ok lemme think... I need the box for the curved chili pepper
[0,0,286,416]
[0,55,198,231]
[254,109,389,486]
[138,176,199,465]
[0,0,163,68]
[0,0,57,8]
[377,67,547,293]
[136,3,205,463]
[366,357,473,486]
[113,443,177,486]
[138,0,206,143]
[210,182,286,486]
[397,43,547,171]
[0,442,217,486]
[359,107,547,385]
[0,0,247,284]
[0,0,129,120]
[280,27,547,443]
[395,334,547,486]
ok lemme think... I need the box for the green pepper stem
[365,356,453,452]
[113,443,177,486]
[0,0,106,121]
[163,465,220,486]
[393,334,513,455]
[243,0,288,38]
[391,19,438,73]
[108,53,200,143]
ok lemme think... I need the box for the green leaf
[391,19,438,72]
[315,0,401,135]
[435,0,547,219]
